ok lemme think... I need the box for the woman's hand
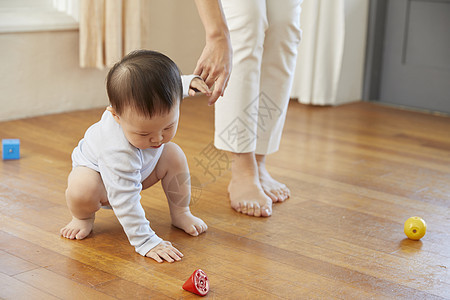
[193,0,232,106]
[194,36,232,105]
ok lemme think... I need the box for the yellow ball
[404,217,426,240]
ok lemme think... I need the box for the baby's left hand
[189,77,212,98]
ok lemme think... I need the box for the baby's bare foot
[60,216,95,240]
[170,207,207,236]
[259,169,290,203]
[228,177,272,217]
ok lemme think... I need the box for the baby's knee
[163,142,187,166]
[65,184,99,208]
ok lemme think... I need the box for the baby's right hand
[145,240,183,263]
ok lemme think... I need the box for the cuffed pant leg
[214,0,267,153]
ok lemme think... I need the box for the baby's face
[111,103,180,150]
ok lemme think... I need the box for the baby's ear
[106,106,121,124]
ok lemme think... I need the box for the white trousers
[214,0,302,155]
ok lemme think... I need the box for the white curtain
[291,0,346,105]
[79,0,151,69]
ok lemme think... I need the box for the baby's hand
[189,77,212,98]
[145,240,183,263]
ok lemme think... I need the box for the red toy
[182,269,209,296]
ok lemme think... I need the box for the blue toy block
[2,139,20,160]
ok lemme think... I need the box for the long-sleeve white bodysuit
[71,75,197,256]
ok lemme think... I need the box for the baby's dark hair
[106,49,183,117]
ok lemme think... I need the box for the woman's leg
[228,152,272,217]
[255,0,303,202]
[215,0,272,217]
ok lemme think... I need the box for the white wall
[0,30,108,121]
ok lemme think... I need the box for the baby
[60,50,211,263]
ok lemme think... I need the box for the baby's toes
[186,225,199,236]
[62,228,71,238]
[63,228,73,239]
[194,224,205,235]
[240,202,248,214]
[69,229,79,239]
[199,221,208,234]
[63,230,71,239]
[75,228,90,240]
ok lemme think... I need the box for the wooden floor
[1,98,449,299]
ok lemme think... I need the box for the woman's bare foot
[259,172,290,203]
[228,152,272,217]
[170,207,208,236]
[256,154,290,203]
[228,178,272,217]
[60,216,95,240]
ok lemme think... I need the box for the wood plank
[13,268,115,300]
[0,231,118,287]
[0,272,59,300]
[0,250,39,276]
[94,279,173,300]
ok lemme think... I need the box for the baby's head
[106,50,182,149]
[106,49,182,118]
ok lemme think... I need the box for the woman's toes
[261,206,272,217]
[253,205,262,217]
[268,190,279,203]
